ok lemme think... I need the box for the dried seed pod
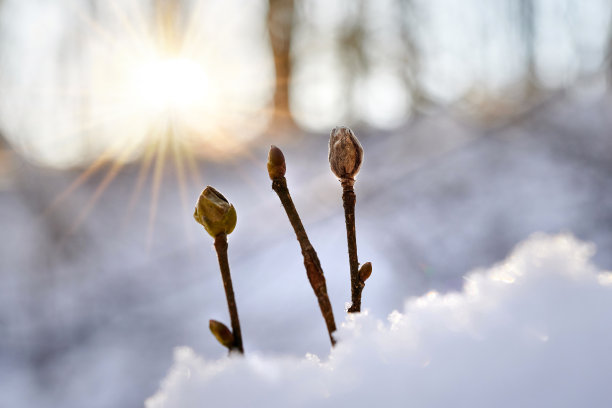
[267,145,286,180]
[193,186,237,237]
[209,319,235,348]
[358,262,372,283]
[329,126,363,180]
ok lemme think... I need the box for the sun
[128,57,213,117]
[32,1,274,244]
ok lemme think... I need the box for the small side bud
[329,126,363,180]
[193,186,237,238]
[358,262,372,283]
[209,319,235,348]
[267,145,286,180]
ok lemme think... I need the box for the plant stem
[214,233,244,353]
[342,178,363,313]
[271,177,337,346]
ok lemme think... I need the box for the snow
[146,234,612,407]
[2,89,612,407]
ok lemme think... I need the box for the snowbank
[146,234,612,407]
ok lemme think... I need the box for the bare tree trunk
[267,0,295,130]
[154,0,182,54]
[518,0,538,95]
[398,0,429,113]
[340,1,366,123]
[605,5,612,87]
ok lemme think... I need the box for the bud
[358,262,372,283]
[193,186,237,237]
[209,319,235,348]
[267,145,286,180]
[329,126,363,180]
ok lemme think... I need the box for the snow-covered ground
[1,87,612,407]
[147,234,612,408]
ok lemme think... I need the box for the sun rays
[30,0,275,247]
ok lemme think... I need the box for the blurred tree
[267,0,296,130]
[338,0,368,123]
[606,5,612,86]
[154,0,182,54]
[518,0,538,96]
[398,0,429,113]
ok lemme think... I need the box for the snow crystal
[146,234,612,407]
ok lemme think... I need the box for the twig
[268,146,337,346]
[214,233,244,353]
[341,178,362,313]
[329,126,371,313]
[194,186,243,354]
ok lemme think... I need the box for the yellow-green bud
[329,126,363,180]
[193,186,237,237]
[209,319,235,348]
[267,145,286,180]
[358,262,372,283]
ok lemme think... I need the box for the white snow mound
[146,234,612,408]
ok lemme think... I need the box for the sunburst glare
[0,0,275,242]
[0,0,274,167]
[128,58,213,117]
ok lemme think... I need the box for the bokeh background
[1,1,612,407]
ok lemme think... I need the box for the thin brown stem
[271,177,337,346]
[342,178,364,313]
[214,233,244,354]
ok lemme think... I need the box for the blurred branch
[339,0,368,122]
[518,0,538,94]
[605,4,612,86]
[154,0,182,53]
[267,0,296,130]
[398,0,429,113]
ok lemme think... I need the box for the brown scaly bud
[329,126,363,180]
[267,145,286,180]
[358,262,372,283]
[209,319,235,349]
[193,186,237,238]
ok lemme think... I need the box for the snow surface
[146,234,612,408]
[2,89,612,407]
